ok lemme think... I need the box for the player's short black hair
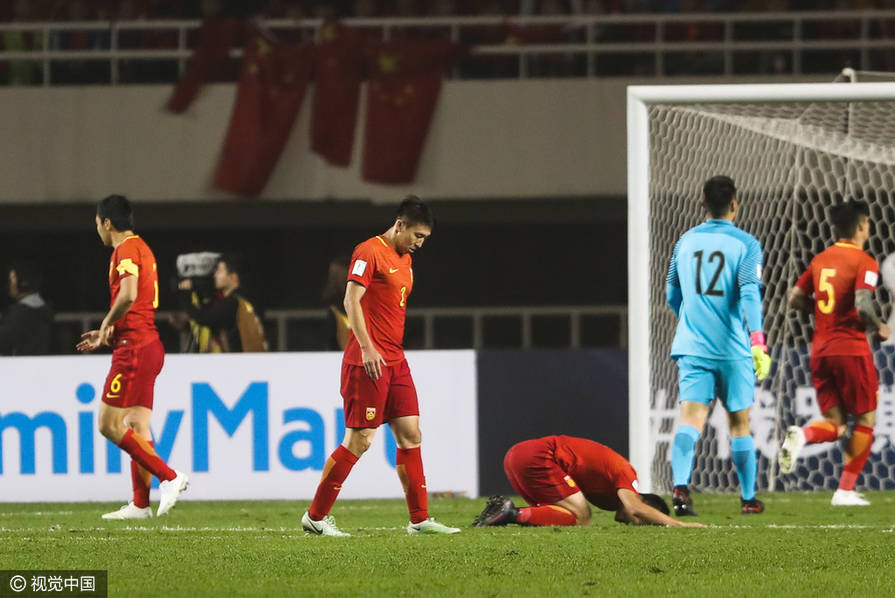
[396,195,435,229]
[639,493,670,515]
[9,259,42,294]
[97,194,135,231]
[217,253,244,278]
[703,175,737,218]
[831,200,870,239]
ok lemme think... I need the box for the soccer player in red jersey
[77,195,189,519]
[780,201,889,506]
[473,436,704,528]
[301,196,461,537]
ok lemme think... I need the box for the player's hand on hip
[751,345,771,382]
[76,330,102,352]
[362,346,386,380]
[878,323,891,342]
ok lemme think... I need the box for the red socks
[309,445,359,521]
[803,420,840,444]
[839,425,874,491]
[517,505,577,526]
[308,445,429,524]
[131,439,154,509]
[396,447,429,524]
[802,421,874,491]
[118,429,176,482]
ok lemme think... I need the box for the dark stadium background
[0,198,627,353]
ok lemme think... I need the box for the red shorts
[810,354,878,415]
[503,438,579,507]
[340,358,419,428]
[102,338,165,409]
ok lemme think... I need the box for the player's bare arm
[788,286,813,313]
[617,489,705,527]
[77,276,138,352]
[855,289,890,340]
[344,280,386,380]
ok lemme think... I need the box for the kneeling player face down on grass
[475,436,704,528]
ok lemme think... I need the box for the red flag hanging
[213,36,313,196]
[166,18,244,114]
[310,21,365,167]
[361,40,465,185]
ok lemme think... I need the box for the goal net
[628,83,895,494]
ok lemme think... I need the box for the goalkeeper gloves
[750,332,771,382]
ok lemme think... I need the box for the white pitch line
[4,523,892,534]
[677,523,893,530]
[766,524,877,529]
[0,511,74,517]
[0,525,406,534]
[123,526,297,532]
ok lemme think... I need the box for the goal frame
[626,81,895,493]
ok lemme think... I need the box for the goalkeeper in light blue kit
[665,175,771,516]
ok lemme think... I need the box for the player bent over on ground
[780,201,888,506]
[666,176,770,517]
[77,195,189,519]
[473,436,704,528]
[301,196,460,537]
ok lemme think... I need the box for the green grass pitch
[2,492,893,597]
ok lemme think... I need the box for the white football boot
[831,489,870,506]
[102,502,153,520]
[407,517,461,535]
[778,425,806,474]
[157,470,190,516]
[301,511,351,537]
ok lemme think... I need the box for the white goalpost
[628,82,895,494]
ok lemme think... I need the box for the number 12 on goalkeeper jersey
[666,219,767,372]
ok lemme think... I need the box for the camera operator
[177,254,268,352]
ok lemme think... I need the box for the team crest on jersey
[563,475,577,488]
[365,407,376,421]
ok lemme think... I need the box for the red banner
[310,21,365,168]
[213,36,313,196]
[362,40,465,184]
[166,18,244,114]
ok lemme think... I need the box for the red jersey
[795,242,879,358]
[108,235,160,345]
[344,235,413,366]
[549,435,639,511]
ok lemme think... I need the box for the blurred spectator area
[52,304,628,354]
[3,2,895,83]
[0,198,629,355]
[5,1,895,21]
